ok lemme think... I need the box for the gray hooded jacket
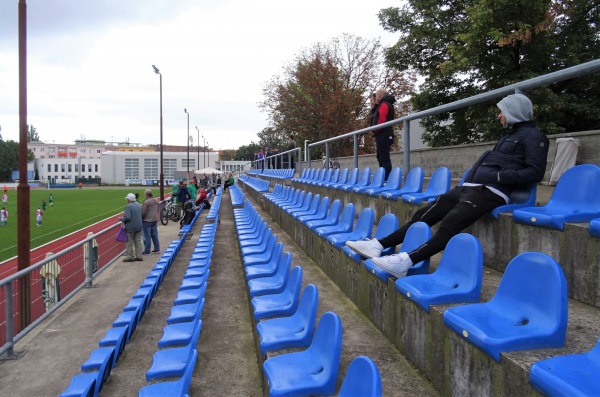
[464,94,549,197]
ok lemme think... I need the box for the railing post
[403,120,411,177]
[1,283,24,360]
[307,145,311,169]
[325,142,330,169]
[353,134,359,169]
[84,240,94,288]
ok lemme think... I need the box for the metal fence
[250,147,301,172]
[0,222,125,358]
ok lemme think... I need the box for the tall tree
[260,34,416,159]
[379,0,600,146]
[27,124,40,142]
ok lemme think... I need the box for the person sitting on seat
[346,94,549,279]
[195,188,211,209]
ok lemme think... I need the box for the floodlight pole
[184,108,190,180]
[152,65,164,201]
[202,135,206,168]
[195,126,200,174]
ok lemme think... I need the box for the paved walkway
[0,191,439,396]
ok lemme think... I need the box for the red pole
[17,0,32,330]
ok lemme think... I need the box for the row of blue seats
[248,168,294,180]
[61,234,189,397]
[267,183,600,396]
[206,186,223,222]
[290,163,600,233]
[229,183,245,207]
[239,174,270,192]
[233,195,382,396]
[138,218,218,396]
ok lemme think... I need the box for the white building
[217,160,252,174]
[100,150,218,185]
[29,141,107,183]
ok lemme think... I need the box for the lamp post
[206,141,209,168]
[195,126,200,172]
[184,108,190,181]
[152,65,164,202]
[202,135,206,168]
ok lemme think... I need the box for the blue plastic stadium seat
[138,350,197,397]
[352,167,385,194]
[158,320,203,349]
[287,192,313,216]
[256,284,319,355]
[322,168,347,188]
[314,203,355,238]
[247,256,293,297]
[340,167,371,192]
[61,347,114,397]
[327,208,374,249]
[364,167,403,197]
[364,221,432,282]
[146,320,201,381]
[489,183,537,219]
[306,200,342,230]
[263,312,342,397]
[291,194,320,219]
[529,337,600,397]
[512,164,600,231]
[380,166,424,200]
[342,213,399,263]
[174,281,208,306]
[242,235,278,267]
[402,167,452,205]
[443,252,568,362]
[245,243,284,280]
[166,297,205,325]
[331,168,358,190]
[252,266,303,321]
[338,356,382,397]
[395,233,483,312]
[591,217,600,237]
[297,196,330,224]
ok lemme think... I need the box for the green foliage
[379,0,600,146]
[260,34,416,156]
[27,125,40,142]
[235,142,262,161]
[0,137,38,180]
[0,187,159,262]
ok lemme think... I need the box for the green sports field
[0,187,163,263]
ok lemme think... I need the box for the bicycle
[322,156,340,169]
[160,199,181,225]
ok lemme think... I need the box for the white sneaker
[372,252,413,278]
[345,238,383,258]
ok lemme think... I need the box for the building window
[68,164,72,172]
[54,164,58,172]
[144,158,158,179]
[181,158,196,169]
[75,164,79,172]
[61,164,65,172]
[124,158,139,179]
[95,164,98,172]
[47,164,51,172]
[164,159,177,179]
[88,164,92,172]
[81,163,85,172]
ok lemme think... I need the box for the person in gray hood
[346,93,549,278]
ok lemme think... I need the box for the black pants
[376,133,394,181]
[378,186,506,264]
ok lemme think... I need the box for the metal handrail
[0,221,125,359]
[306,59,600,173]
[250,147,301,171]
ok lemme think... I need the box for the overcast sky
[0,1,399,150]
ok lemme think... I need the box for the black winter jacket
[465,121,549,197]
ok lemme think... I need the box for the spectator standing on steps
[371,89,396,182]
[141,189,160,255]
[120,193,143,262]
[346,94,549,279]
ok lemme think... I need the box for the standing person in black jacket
[372,89,397,181]
[347,93,549,278]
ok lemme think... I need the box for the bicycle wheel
[160,207,169,226]
[333,162,340,169]
[170,207,181,222]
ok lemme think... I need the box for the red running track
[0,213,123,280]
